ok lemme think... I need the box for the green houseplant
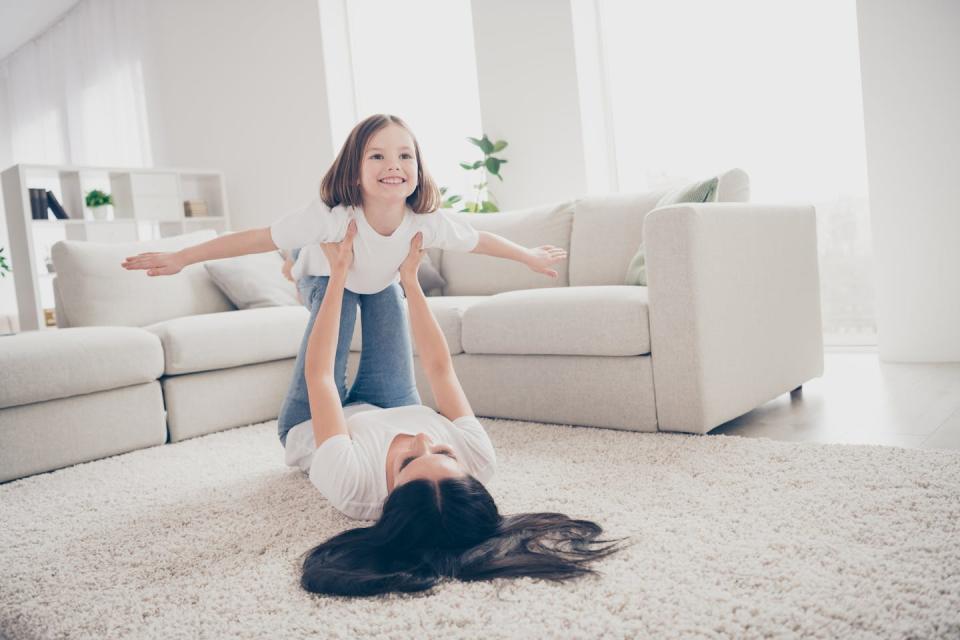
[0,247,10,277]
[442,134,508,213]
[85,189,113,220]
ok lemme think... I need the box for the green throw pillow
[624,176,720,286]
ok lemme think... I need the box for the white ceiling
[0,0,82,62]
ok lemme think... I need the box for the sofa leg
[790,385,803,399]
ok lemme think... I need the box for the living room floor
[713,349,960,450]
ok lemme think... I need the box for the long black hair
[300,476,625,597]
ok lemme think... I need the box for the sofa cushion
[145,306,309,375]
[438,202,575,295]
[716,167,751,203]
[569,168,751,287]
[51,230,235,328]
[204,252,299,309]
[0,327,164,409]
[461,286,651,356]
[625,176,721,287]
[350,296,486,356]
[568,190,665,287]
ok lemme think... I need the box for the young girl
[122,114,567,445]
[294,225,621,596]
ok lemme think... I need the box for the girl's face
[359,124,419,206]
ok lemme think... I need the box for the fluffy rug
[1,419,959,640]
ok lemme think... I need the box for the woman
[286,222,624,596]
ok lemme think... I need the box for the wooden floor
[711,349,960,450]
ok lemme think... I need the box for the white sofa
[0,168,824,482]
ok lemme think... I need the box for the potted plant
[442,134,508,213]
[0,247,10,277]
[85,189,113,220]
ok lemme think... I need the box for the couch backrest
[51,230,235,328]
[439,201,575,296]
[440,169,750,293]
[568,168,751,286]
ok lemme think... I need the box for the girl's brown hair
[320,114,441,214]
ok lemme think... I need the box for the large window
[344,0,483,203]
[597,0,874,344]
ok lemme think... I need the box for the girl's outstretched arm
[400,233,474,421]
[471,231,567,278]
[304,220,358,447]
[121,227,277,276]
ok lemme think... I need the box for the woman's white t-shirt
[284,404,497,521]
[270,199,479,294]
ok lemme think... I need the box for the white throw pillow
[204,252,299,309]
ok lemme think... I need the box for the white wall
[0,71,16,328]
[140,0,336,231]
[470,0,587,209]
[857,0,960,362]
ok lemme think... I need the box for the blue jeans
[277,275,420,445]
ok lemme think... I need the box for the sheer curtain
[0,0,151,167]
[596,0,874,344]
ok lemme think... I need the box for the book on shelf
[45,190,71,220]
[184,200,209,217]
[29,189,48,220]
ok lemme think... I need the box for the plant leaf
[492,140,508,152]
[468,135,495,155]
[481,200,499,213]
[485,157,503,176]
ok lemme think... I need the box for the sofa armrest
[644,203,824,434]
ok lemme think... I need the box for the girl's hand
[319,220,358,275]
[121,252,186,276]
[523,245,568,278]
[398,232,424,286]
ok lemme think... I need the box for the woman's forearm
[471,231,530,265]
[176,227,277,266]
[401,276,452,374]
[304,271,347,380]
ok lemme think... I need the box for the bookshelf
[0,163,231,331]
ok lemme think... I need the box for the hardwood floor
[711,349,960,450]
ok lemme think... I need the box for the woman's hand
[281,255,295,282]
[398,232,424,287]
[121,252,186,276]
[523,245,567,278]
[319,220,358,275]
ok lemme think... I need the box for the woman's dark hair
[300,476,625,597]
[320,113,441,213]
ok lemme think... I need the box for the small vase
[89,205,112,221]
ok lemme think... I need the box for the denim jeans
[277,274,421,445]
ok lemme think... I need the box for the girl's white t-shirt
[270,199,479,294]
[284,404,497,521]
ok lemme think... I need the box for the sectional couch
[0,168,824,482]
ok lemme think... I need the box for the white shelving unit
[1,163,231,331]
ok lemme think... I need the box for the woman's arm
[400,233,474,421]
[471,231,567,278]
[121,227,277,276]
[304,221,358,446]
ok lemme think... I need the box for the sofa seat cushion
[350,296,486,356]
[0,327,164,409]
[461,286,651,356]
[146,306,309,375]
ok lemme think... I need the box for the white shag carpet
[2,419,959,640]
